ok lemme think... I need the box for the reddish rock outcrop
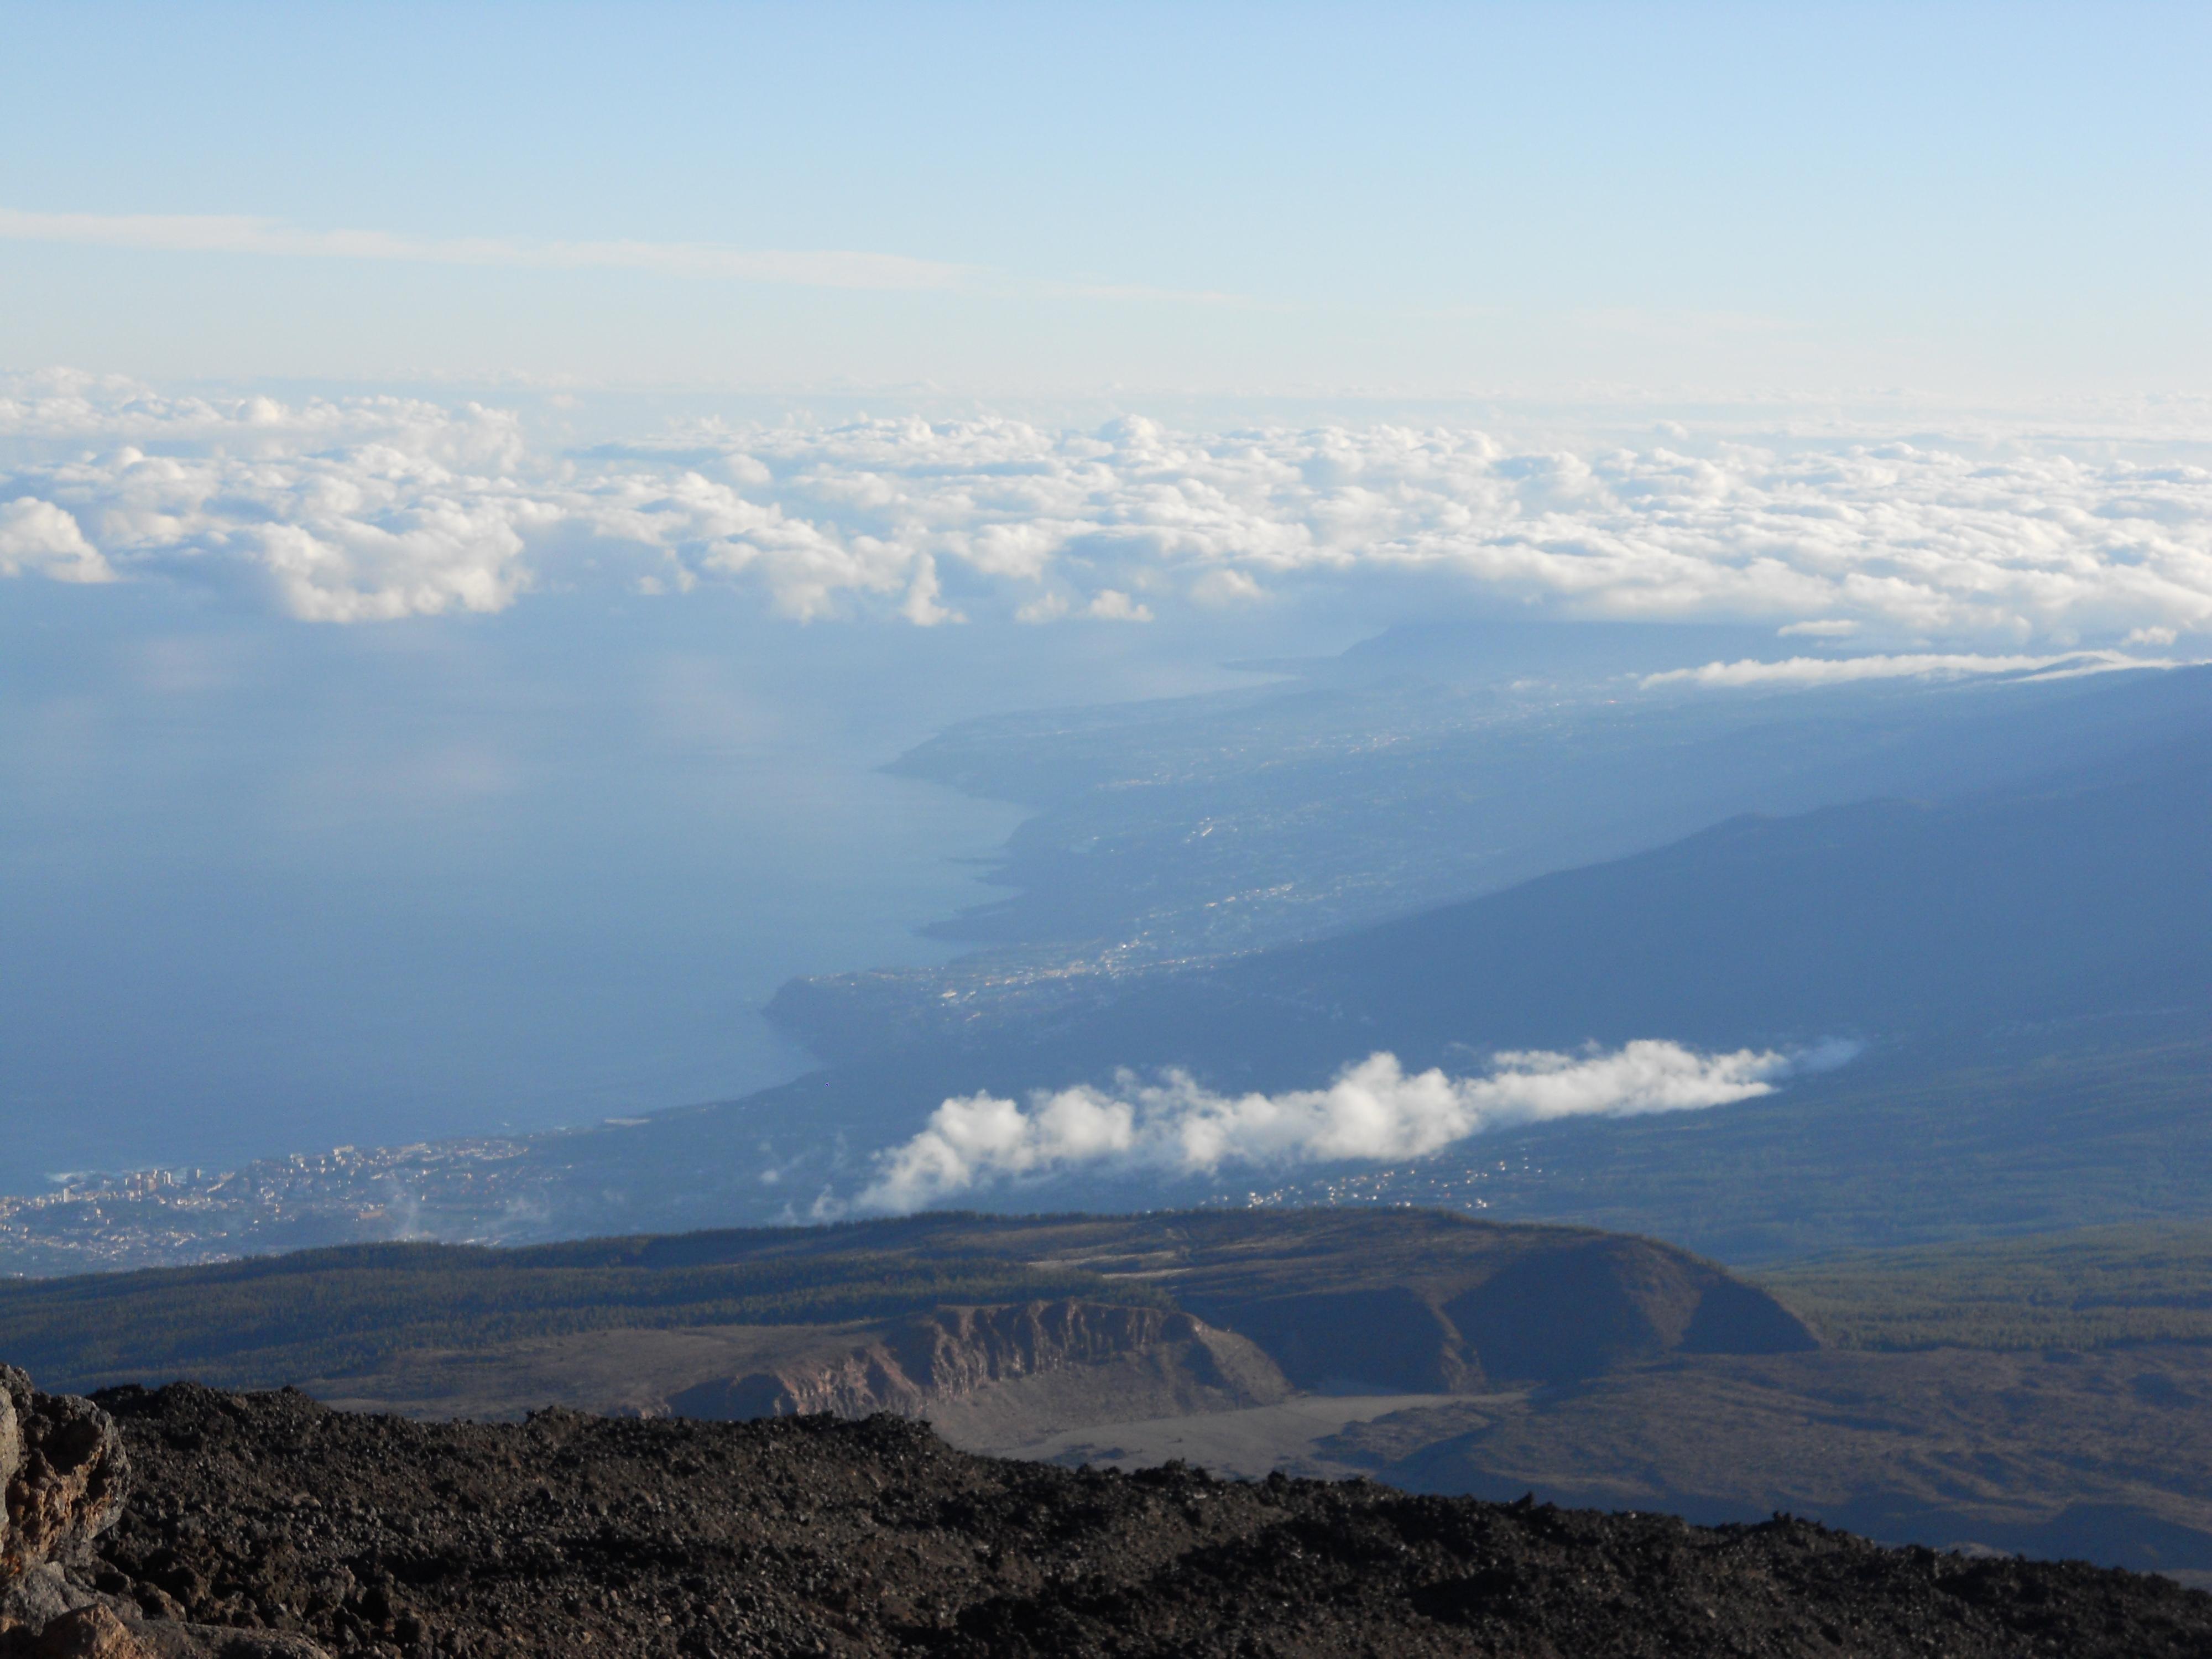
[2,1371,128,1584]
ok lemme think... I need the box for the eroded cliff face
[666,1300,1290,1427]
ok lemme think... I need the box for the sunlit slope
[1755,1220,2212,1350]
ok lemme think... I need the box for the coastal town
[0,1138,547,1275]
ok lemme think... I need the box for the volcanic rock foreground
[1,1365,319,1658]
[13,1377,2205,1658]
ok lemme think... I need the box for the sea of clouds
[848,1040,1858,1214]
[4,368,2211,648]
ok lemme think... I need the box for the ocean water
[0,581,1323,1190]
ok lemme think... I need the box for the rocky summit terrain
[0,1373,2197,1659]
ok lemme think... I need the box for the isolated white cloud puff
[6,369,2212,641]
[850,1040,1850,1214]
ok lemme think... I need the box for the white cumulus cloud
[853,1040,1851,1214]
[8,371,2212,645]
[0,497,111,582]
[1,372,544,619]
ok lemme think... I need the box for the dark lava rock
[89,1381,2212,1658]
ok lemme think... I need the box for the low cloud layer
[1641,649,2172,690]
[7,369,2212,646]
[853,1041,1852,1214]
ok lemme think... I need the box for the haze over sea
[2,571,1361,1189]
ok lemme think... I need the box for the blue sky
[5,1,2208,394]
